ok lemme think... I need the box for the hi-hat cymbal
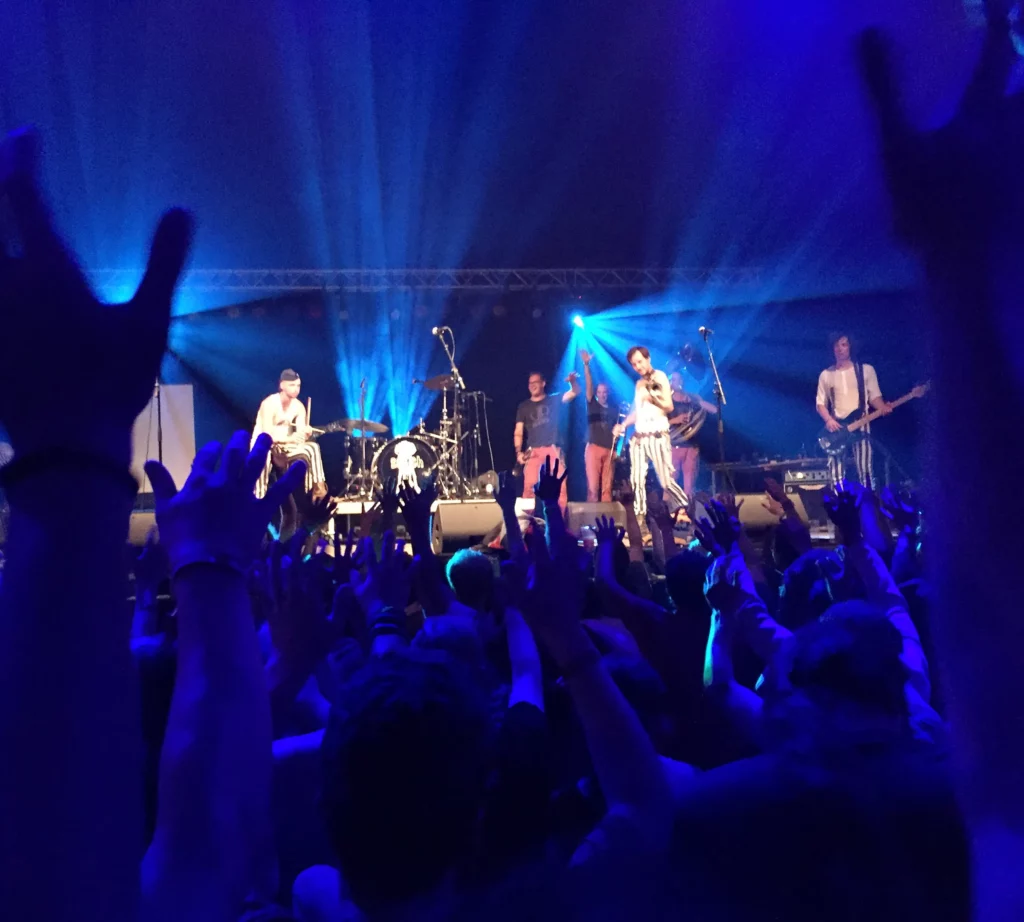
[423,373,457,391]
[338,418,390,434]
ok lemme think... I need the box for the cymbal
[338,418,390,435]
[423,373,457,391]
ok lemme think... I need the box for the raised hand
[645,489,673,529]
[304,493,338,532]
[533,454,567,505]
[494,469,518,514]
[692,519,723,558]
[762,478,788,519]
[698,498,742,554]
[858,12,1022,251]
[593,514,625,547]
[703,555,750,614]
[350,531,411,616]
[879,485,920,533]
[520,514,590,670]
[398,475,437,554]
[262,534,334,669]
[375,475,400,523]
[715,493,745,521]
[398,475,436,524]
[824,479,864,544]
[0,128,193,461]
[580,349,592,365]
[145,431,307,576]
[763,477,789,506]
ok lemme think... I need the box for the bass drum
[372,436,439,493]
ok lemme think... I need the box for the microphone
[698,326,714,337]
[431,325,450,336]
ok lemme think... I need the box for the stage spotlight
[572,314,585,329]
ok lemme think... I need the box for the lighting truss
[89,266,760,293]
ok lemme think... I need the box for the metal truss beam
[89,266,760,293]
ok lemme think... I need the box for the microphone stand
[358,379,369,505]
[702,328,734,492]
[154,378,164,465]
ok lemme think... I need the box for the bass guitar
[817,382,930,455]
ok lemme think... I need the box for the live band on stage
[250,326,929,542]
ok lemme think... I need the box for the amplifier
[784,466,829,485]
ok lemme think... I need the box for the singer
[252,369,328,511]
[815,332,892,489]
[613,345,689,522]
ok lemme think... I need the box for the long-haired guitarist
[668,371,717,499]
[815,333,892,489]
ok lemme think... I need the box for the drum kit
[313,339,496,501]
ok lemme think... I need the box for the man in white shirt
[815,333,891,489]
[613,345,690,521]
[252,369,327,502]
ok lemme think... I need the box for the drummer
[252,369,329,502]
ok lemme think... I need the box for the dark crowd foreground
[2,10,1024,922]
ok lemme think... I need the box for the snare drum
[372,436,440,492]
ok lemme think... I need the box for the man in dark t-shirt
[581,350,620,502]
[513,369,580,508]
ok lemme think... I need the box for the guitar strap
[855,362,866,417]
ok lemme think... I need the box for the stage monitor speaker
[694,493,810,530]
[566,501,627,532]
[431,500,504,554]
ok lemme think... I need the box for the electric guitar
[817,382,930,455]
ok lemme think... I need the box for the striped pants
[629,433,689,519]
[826,435,875,491]
[255,440,326,500]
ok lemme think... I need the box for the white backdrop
[131,384,196,493]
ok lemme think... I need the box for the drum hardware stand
[434,326,470,498]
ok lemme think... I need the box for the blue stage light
[572,314,585,329]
